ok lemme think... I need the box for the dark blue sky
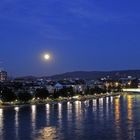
[0,0,140,76]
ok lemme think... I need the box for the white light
[32,105,36,114]
[14,107,19,112]
[31,105,36,131]
[0,109,3,116]
[44,54,51,60]
[46,104,49,108]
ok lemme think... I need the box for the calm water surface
[0,94,140,140]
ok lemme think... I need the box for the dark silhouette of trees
[68,87,75,97]
[13,82,23,90]
[58,87,75,97]
[1,88,17,102]
[85,86,90,95]
[35,88,49,99]
[85,86,107,95]
[131,79,139,88]
[53,89,60,99]
[53,87,75,98]
[17,91,33,102]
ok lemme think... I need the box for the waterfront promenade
[123,88,140,93]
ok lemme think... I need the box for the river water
[0,93,140,140]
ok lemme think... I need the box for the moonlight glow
[44,53,51,60]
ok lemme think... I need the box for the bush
[55,87,75,98]
[17,91,33,102]
[1,88,17,102]
[35,88,49,99]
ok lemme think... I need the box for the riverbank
[0,92,122,109]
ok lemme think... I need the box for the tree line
[0,85,121,103]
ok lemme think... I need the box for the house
[54,83,63,91]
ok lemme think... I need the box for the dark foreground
[0,93,140,140]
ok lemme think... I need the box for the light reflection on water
[0,108,3,140]
[92,99,97,112]
[114,97,120,122]
[127,95,133,121]
[105,97,109,119]
[75,101,83,135]
[114,97,121,139]
[31,105,36,132]
[1,94,140,140]
[58,103,62,130]
[35,127,58,140]
[46,104,50,125]
[67,102,72,122]
[127,95,135,140]
[14,107,19,140]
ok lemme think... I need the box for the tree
[85,86,90,95]
[59,87,75,97]
[67,87,75,97]
[1,88,17,102]
[89,86,106,95]
[13,82,23,90]
[17,91,33,102]
[53,89,60,99]
[52,87,75,98]
[35,88,49,99]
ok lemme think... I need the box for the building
[119,76,138,88]
[0,70,7,81]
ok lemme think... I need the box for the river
[0,93,140,140]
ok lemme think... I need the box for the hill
[49,70,140,80]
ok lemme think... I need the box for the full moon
[44,54,51,60]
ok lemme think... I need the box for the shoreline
[0,92,122,109]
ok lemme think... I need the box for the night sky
[0,0,140,76]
